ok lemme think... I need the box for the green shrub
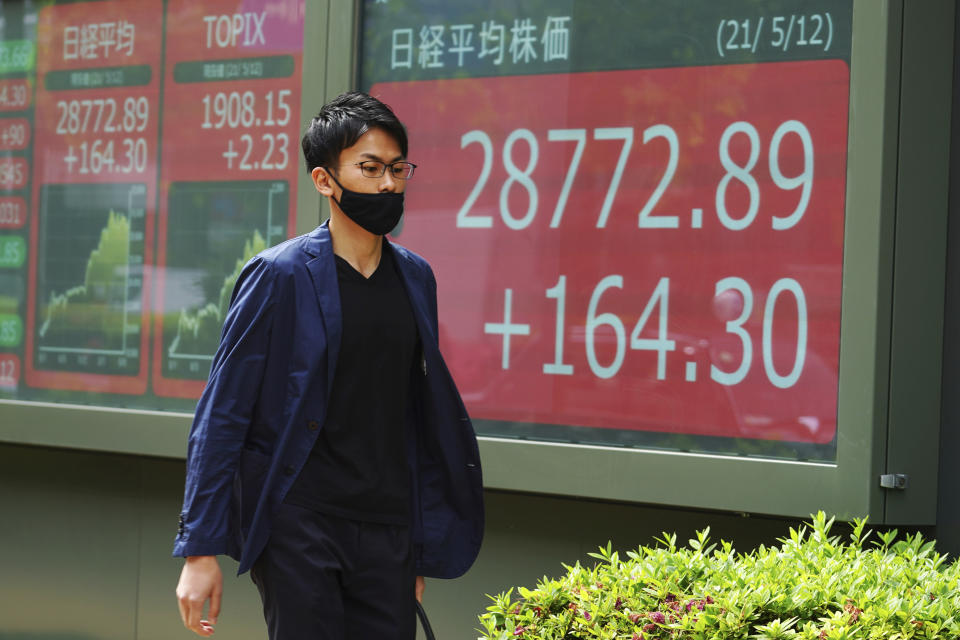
[476,512,960,639]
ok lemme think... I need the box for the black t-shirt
[284,245,418,524]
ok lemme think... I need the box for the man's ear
[311,167,335,197]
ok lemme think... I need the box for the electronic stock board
[0,0,304,413]
[361,0,852,462]
[3,0,949,521]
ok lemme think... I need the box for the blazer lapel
[304,223,341,400]
[389,242,437,350]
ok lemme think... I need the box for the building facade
[1,1,958,636]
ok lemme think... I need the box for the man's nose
[378,170,398,192]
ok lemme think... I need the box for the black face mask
[328,172,404,236]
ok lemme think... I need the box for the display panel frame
[0,0,952,525]
[354,0,901,520]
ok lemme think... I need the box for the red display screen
[0,0,305,413]
[0,79,31,113]
[0,196,26,230]
[0,118,30,151]
[152,0,303,397]
[0,353,19,390]
[26,1,161,393]
[373,59,848,445]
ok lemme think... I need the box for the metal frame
[883,0,954,524]
[1,0,953,524]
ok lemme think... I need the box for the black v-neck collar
[334,247,390,282]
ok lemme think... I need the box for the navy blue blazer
[173,222,484,578]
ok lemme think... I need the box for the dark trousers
[250,502,416,640]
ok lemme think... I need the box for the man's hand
[415,575,425,603]
[176,555,223,636]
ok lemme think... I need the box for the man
[173,91,484,639]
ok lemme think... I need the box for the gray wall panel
[135,456,266,640]
[0,443,813,638]
[0,447,140,639]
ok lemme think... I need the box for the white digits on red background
[457,120,814,231]
[490,275,808,388]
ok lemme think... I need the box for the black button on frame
[307,420,319,430]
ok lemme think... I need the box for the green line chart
[33,183,146,375]
[161,180,287,380]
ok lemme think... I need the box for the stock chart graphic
[156,180,287,389]
[32,183,146,376]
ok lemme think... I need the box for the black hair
[301,91,408,174]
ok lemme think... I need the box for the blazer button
[284,465,296,476]
[307,420,319,431]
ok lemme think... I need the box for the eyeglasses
[347,160,417,180]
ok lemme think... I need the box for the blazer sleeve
[173,256,277,557]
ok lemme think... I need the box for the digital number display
[0,196,26,229]
[0,353,19,390]
[25,2,160,393]
[152,0,303,398]
[0,0,854,451]
[0,0,305,408]
[0,79,31,112]
[363,0,852,457]
[0,118,30,151]
[0,157,27,190]
[0,2,34,397]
